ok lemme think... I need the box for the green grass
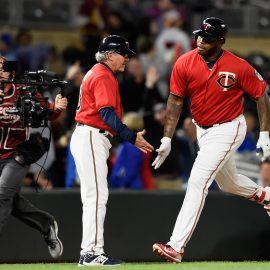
[1,262,270,270]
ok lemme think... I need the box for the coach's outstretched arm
[100,107,154,153]
[256,86,270,158]
[152,93,184,169]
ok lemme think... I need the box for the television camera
[0,60,68,128]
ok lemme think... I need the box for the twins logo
[216,71,236,91]
[202,23,212,31]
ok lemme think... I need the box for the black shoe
[83,253,122,266]
[44,220,63,258]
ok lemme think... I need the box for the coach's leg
[71,127,111,255]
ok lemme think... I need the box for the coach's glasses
[111,51,129,58]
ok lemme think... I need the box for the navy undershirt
[206,61,215,69]
[99,107,137,144]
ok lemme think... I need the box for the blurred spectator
[22,172,53,190]
[62,46,84,68]
[155,9,191,97]
[0,33,17,60]
[176,117,199,185]
[119,57,163,113]
[234,112,260,182]
[109,112,156,190]
[44,45,65,76]
[78,0,108,67]
[238,112,257,153]
[246,52,270,84]
[136,37,157,75]
[65,144,80,188]
[65,61,86,130]
[64,62,87,188]
[15,28,50,71]
[29,127,56,188]
[50,110,68,187]
[257,158,270,187]
[147,0,178,35]
[106,10,138,48]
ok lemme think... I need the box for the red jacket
[0,83,60,158]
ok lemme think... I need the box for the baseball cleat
[153,243,183,263]
[82,253,123,266]
[78,254,86,267]
[44,220,63,259]
[263,187,270,217]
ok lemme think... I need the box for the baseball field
[1,262,270,270]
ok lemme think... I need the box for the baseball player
[70,35,154,266]
[152,17,270,263]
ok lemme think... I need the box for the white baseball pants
[70,125,111,255]
[168,114,267,252]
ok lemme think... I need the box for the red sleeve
[93,75,117,110]
[140,152,156,190]
[34,90,62,120]
[238,61,267,100]
[170,57,187,97]
[48,102,62,121]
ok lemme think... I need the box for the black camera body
[1,61,67,128]
[14,93,53,128]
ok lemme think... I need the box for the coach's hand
[257,131,270,159]
[152,137,171,169]
[135,129,154,153]
[54,94,68,111]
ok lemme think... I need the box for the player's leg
[215,155,259,196]
[70,126,111,256]
[154,117,247,262]
[216,155,270,213]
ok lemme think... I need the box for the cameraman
[0,56,67,258]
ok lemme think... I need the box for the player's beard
[197,46,221,62]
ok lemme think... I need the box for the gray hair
[95,51,109,63]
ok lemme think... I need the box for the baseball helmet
[193,17,228,41]
[98,35,136,57]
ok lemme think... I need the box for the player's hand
[152,137,171,169]
[134,129,154,153]
[256,131,270,158]
[54,94,68,111]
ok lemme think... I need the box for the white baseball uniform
[164,49,268,253]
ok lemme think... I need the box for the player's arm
[256,86,270,158]
[99,107,154,153]
[256,86,270,132]
[164,93,184,138]
[152,93,184,169]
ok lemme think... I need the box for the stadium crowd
[1,0,270,191]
